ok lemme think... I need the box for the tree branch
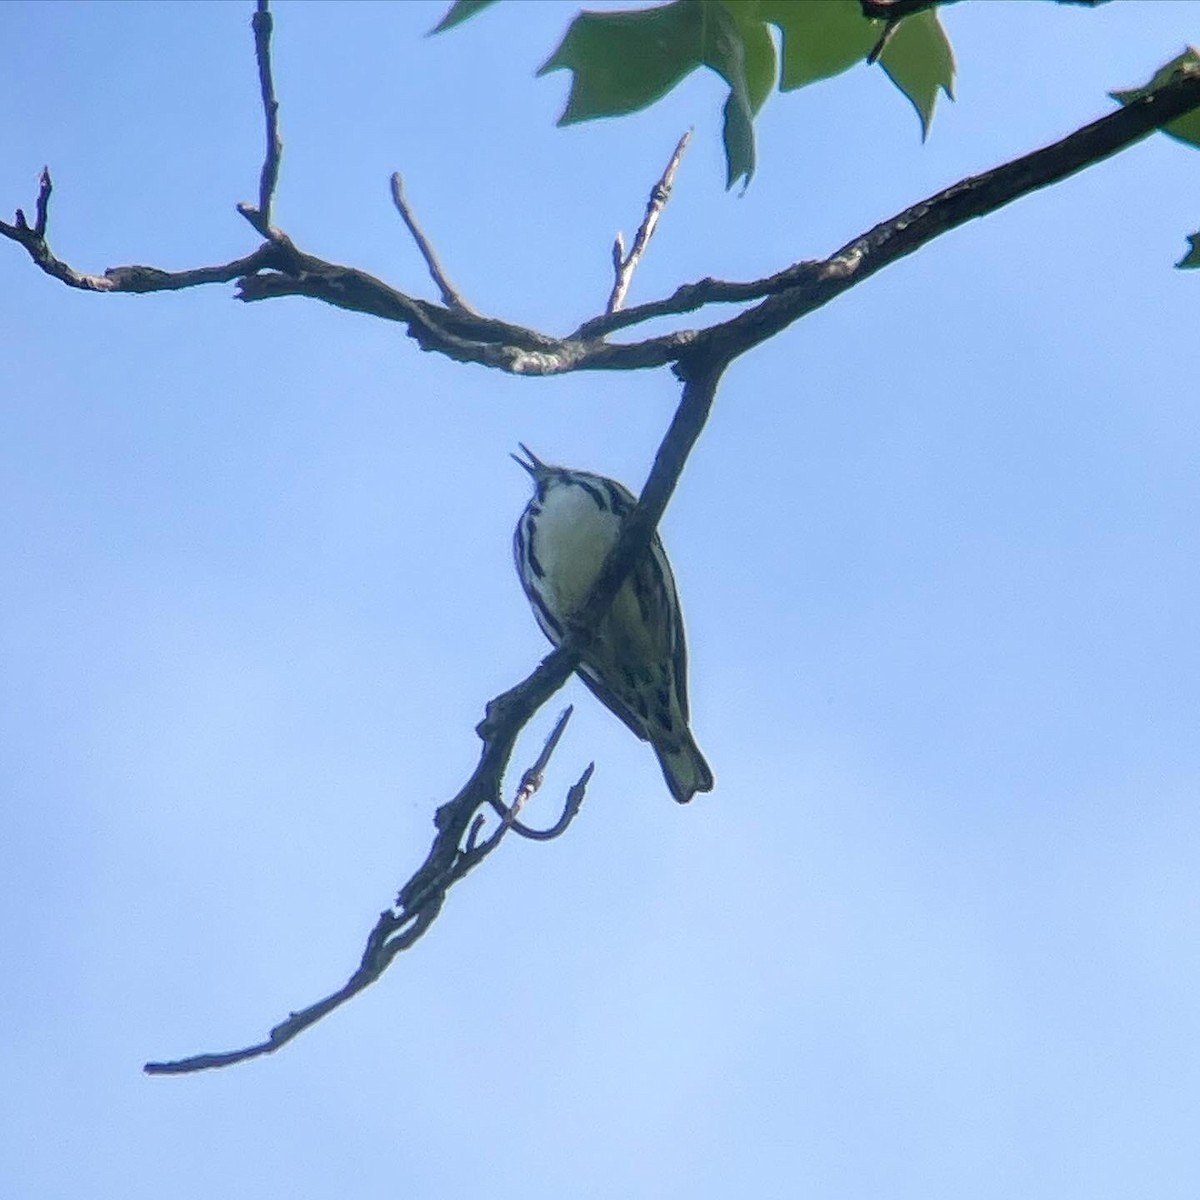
[145,702,593,1074]
[697,58,1200,363]
[7,65,1198,379]
[0,179,297,291]
[571,270,795,341]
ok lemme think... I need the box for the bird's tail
[654,732,714,804]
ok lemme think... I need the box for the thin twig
[144,906,439,1075]
[32,167,51,237]
[236,0,283,236]
[12,168,49,236]
[606,130,692,315]
[514,706,572,810]
[464,812,487,853]
[866,20,899,66]
[390,172,478,314]
[0,167,296,290]
[499,763,596,842]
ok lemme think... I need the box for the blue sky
[2,2,1199,1197]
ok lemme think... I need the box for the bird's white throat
[532,479,623,617]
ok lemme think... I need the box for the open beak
[511,443,547,477]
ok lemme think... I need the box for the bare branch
[146,689,592,1074]
[236,0,284,237]
[235,263,696,373]
[8,67,1198,381]
[242,51,1196,363]
[213,69,1200,365]
[0,170,298,292]
[699,58,1200,364]
[390,172,479,314]
[143,906,439,1075]
[572,270,795,341]
[606,130,692,315]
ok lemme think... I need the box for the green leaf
[760,0,878,91]
[1178,232,1200,270]
[538,0,777,189]
[431,0,498,34]
[712,3,778,187]
[448,0,957,183]
[878,10,955,139]
[760,0,953,136]
[538,4,706,123]
[1110,47,1200,149]
[718,1,778,114]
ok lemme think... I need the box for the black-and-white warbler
[512,445,713,803]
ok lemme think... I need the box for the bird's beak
[511,443,546,478]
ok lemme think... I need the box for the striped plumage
[512,445,713,803]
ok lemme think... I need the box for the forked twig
[487,706,596,840]
[145,705,594,1074]
[26,166,52,237]
[606,130,692,315]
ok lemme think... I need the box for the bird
[512,444,713,803]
